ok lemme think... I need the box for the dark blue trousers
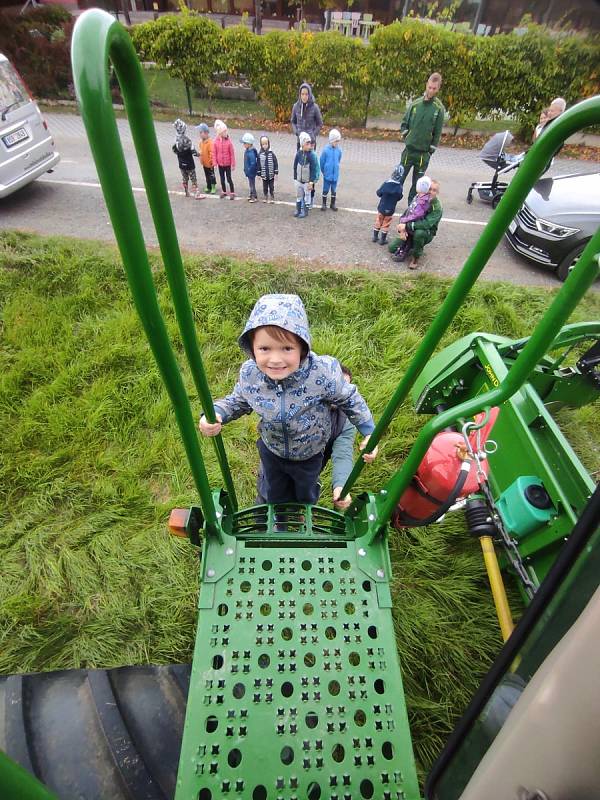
[257,440,323,504]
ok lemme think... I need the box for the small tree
[131,11,223,114]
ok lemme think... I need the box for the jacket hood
[298,82,315,104]
[239,294,311,357]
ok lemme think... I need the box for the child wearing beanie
[172,118,202,198]
[372,163,405,246]
[213,119,236,199]
[319,128,342,212]
[391,175,433,263]
[196,122,216,194]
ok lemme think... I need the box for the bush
[131,12,224,97]
[130,15,599,131]
[0,8,73,99]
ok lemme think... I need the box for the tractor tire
[0,663,191,800]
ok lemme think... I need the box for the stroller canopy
[480,130,514,167]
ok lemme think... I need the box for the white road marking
[39,177,487,227]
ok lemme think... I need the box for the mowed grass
[1,231,599,776]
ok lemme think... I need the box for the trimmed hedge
[131,14,600,131]
[0,7,74,99]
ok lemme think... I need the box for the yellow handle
[480,535,515,642]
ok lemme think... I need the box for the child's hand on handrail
[199,414,222,436]
[360,435,378,463]
[333,486,352,510]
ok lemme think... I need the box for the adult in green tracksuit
[399,73,445,204]
[389,181,443,269]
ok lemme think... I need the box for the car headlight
[535,218,580,238]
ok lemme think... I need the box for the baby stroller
[466,130,524,208]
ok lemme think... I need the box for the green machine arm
[71,8,237,534]
[341,95,600,506]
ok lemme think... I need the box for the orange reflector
[168,508,190,537]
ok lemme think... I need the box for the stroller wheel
[492,194,502,209]
[466,189,473,204]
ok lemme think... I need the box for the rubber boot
[321,194,327,211]
[294,200,302,218]
[379,232,388,246]
[330,194,338,212]
[372,229,380,243]
[299,200,307,218]
[183,182,189,197]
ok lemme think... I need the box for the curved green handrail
[341,95,600,502]
[71,9,237,531]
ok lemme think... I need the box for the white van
[0,53,60,198]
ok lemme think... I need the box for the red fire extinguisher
[392,407,499,528]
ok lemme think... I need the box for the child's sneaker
[195,191,207,200]
[219,191,227,199]
[268,196,275,204]
[249,197,258,203]
[228,192,236,200]
[262,197,268,203]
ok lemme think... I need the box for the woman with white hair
[534,97,567,141]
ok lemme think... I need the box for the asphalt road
[1,112,597,287]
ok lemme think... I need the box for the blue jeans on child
[323,179,338,195]
[247,176,257,199]
[257,440,323,504]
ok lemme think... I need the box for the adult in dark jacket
[291,83,323,149]
[389,180,442,270]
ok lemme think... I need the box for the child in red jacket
[213,119,236,200]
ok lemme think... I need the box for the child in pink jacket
[213,119,236,199]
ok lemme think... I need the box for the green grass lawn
[1,231,599,777]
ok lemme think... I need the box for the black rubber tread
[0,663,191,800]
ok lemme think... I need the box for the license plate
[3,127,28,147]
[508,219,517,234]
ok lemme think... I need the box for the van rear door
[0,54,60,198]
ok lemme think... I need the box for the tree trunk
[121,0,131,26]
[472,0,487,33]
[254,0,262,34]
[185,82,193,115]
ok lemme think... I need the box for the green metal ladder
[69,10,600,800]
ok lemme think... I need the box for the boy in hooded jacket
[258,135,279,203]
[291,83,323,149]
[319,128,342,212]
[372,163,404,245]
[199,294,378,505]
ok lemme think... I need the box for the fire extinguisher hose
[396,460,472,527]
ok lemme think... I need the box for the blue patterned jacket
[212,294,375,461]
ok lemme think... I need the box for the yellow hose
[480,535,515,642]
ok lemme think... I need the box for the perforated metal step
[175,504,420,800]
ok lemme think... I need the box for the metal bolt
[207,568,215,577]
[376,569,385,578]
[216,511,222,519]
[368,514,375,521]
[379,489,387,495]
[358,548,366,557]
[225,547,234,556]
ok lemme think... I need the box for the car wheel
[491,194,502,209]
[556,242,588,282]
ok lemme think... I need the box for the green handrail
[341,95,600,501]
[365,229,600,542]
[0,751,57,800]
[71,9,237,531]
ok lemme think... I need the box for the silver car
[0,53,60,198]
